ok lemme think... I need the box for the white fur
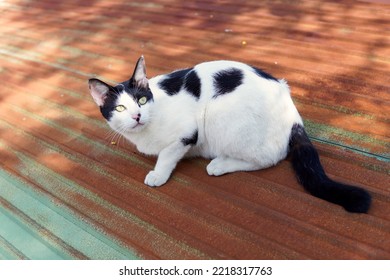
[105,60,303,187]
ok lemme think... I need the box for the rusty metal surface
[0,0,389,259]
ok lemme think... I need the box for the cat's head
[88,56,153,133]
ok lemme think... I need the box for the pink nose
[132,113,141,122]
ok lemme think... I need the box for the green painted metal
[0,169,140,260]
[304,119,390,162]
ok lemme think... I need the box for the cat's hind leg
[206,157,261,176]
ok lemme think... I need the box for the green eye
[138,96,148,105]
[115,105,126,112]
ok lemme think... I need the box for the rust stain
[0,0,389,259]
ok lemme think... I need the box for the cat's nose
[132,113,141,122]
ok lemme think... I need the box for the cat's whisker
[110,123,131,147]
[104,128,118,140]
[104,126,123,147]
[105,132,119,146]
[114,131,125,147]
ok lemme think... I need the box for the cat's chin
[111,123,146,135]
[129,123,146,133]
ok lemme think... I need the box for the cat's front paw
[207,158,228,176]
[144,171,169,187]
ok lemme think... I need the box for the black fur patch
[251,66,278,82]
[115,81,154,109]
[158,68,193,95]
[181,130,198,146]
[213,68,244,98]
[99,87,120,120]
[184,70,201,99]
[100,81,154,120]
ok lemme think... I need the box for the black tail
[288,123,371,213]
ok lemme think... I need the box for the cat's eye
[115,105,126,112]
[138,96,148,105]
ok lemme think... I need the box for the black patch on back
[213,68,244,98]
[181,130,198,146]
[184,70,201,99]
[158,68,193,95]
[251,66,278,82]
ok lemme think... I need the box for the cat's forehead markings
[118,84,125,91]
[115,83,127,95]
[118,91,132,101]
[114,83,131,97]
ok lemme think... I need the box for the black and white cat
[89,56,371,213]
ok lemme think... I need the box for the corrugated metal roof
[0,0,389,259]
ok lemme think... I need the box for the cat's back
[194,60,250,73]
[151,60,280,94]
[192,60,288,102]
[194,60,270,86]
[193,60,278,81]
[149,60,298,111]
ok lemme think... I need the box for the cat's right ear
[88,78,111,107]
[130,55,148,89]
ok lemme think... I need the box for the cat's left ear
[88,78,112,107]
[130,55,148,89]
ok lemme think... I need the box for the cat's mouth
[132,122,144,129]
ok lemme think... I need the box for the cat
[88,56,371,213]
